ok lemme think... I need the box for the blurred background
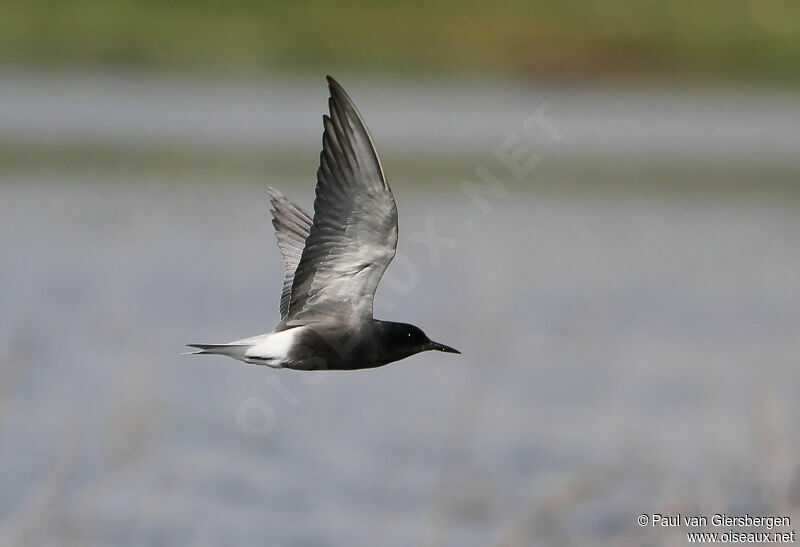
[1,1,800,545]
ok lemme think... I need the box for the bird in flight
[187,76,459,370]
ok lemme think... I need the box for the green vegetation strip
[1,1,799,81]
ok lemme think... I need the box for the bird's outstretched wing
[283,76,398,326]
[267,186,313,320]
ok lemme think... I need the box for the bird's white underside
[234,326,307,368]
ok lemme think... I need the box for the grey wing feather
[284,76,398,326]
[267,186,313,320]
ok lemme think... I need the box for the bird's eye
[406,332,412,339]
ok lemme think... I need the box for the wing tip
[267,185,283,202]
[320,75,389,191]
[325,75,353,110]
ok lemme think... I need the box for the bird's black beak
[429,341,461,354]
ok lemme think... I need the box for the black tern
[187,76,460,370]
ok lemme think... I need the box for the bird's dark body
[283,321,435,371]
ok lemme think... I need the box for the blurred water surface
[1,74,800,546]
[2,70,799,161]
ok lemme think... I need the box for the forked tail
[183,344,250,360]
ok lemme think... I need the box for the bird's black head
[377,321,460,363]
